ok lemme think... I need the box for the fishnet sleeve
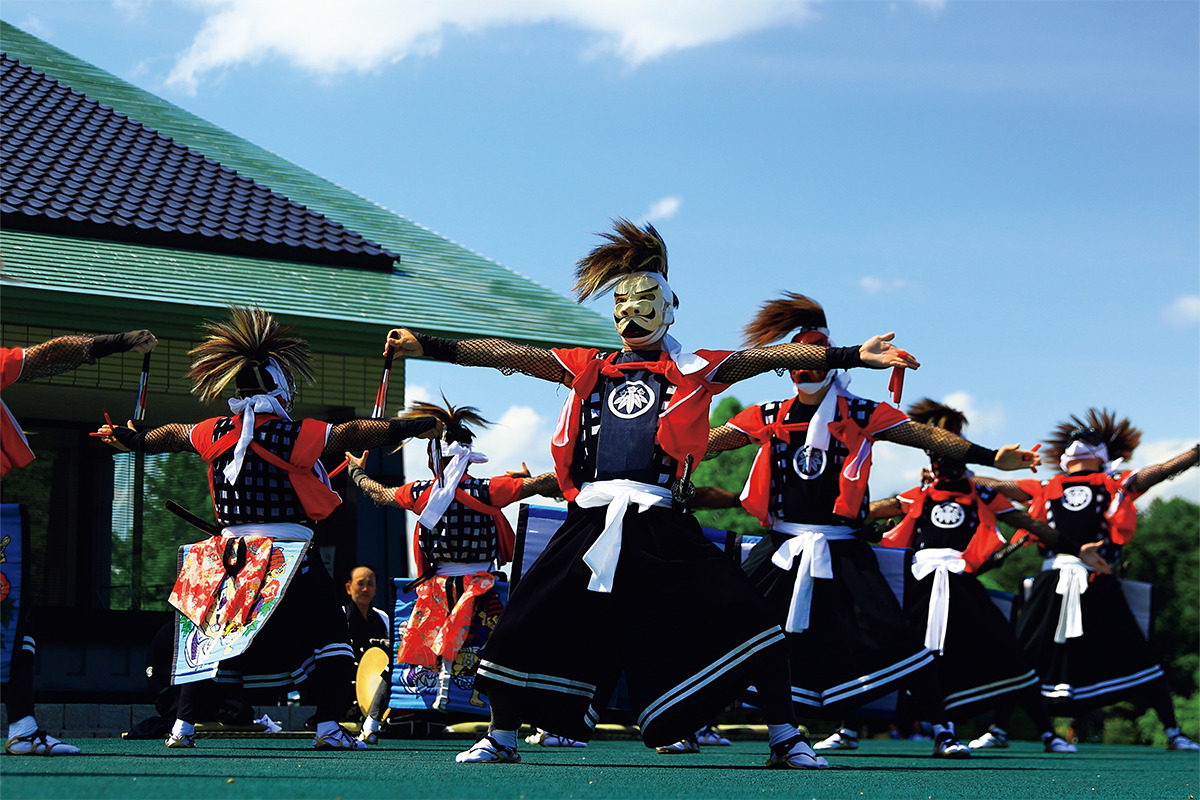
[706,423,753,459]
[1126,445,1200,494]
[414,333,569,385]
[520,471,563,501]
[1004,507,1073,554]
[19,336,99,381]
[971,476,1033,503]
[325,418,436,458]
[877,421,997,465]
[712,342,853,385]
[114,423,196,454]
[348,464,402,509]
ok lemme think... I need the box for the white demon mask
[613,272,674,348]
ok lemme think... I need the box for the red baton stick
[329,346,394,478]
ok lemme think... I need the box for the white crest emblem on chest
[791,445,826,480]
[608,379,655,419]
[1061,485,1093,512]
[930,501,966,529]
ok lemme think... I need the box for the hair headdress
[187,305,315,405]
[398,395,490,448]
[741,292,828,348]
[1046,408,1140,472]
[571,218,674,306]
[906,398,969,436]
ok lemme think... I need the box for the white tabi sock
[767,723,799,746]
[488,728,518,750]
[932,722,954,738]
[362,716,382,734]
[7,715,36,740]
[171,719,195,738]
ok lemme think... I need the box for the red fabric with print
[0,347,35,478]
[549,347,733,501]
[883,484,1010,572]
[190,414,340,521]
[396,572,496,667]
[168,535,274,628]
[731,393,909,525]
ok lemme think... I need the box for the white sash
[1047,554,1092,644]
[418,442,489,529]
[576,480,673,593]
[911,548,967,655]
[770,521,856,633]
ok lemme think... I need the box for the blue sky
[5,0,1198,507]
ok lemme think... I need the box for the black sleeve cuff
[112,426,146,451]
[964,443,997,466]
[825,345,865,371]
[412,332,459,363]
[387,417,436,444]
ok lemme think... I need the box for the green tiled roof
[0,21,621,354]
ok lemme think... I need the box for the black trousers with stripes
[474,504,786,748]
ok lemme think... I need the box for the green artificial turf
[1,737,1196,799]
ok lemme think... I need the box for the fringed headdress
[741,292,828,347]
[907,398,969,481]
[397,396,490,449]
[1046,408,1141,473]
[187,305,317,485]
[187,305,315,406]
[404,396,493,530]
[906,398,968,436]
[572,218,676,315]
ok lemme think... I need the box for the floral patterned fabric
[169,536,273,630]
[396,572,495,668]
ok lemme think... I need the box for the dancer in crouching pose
[385,219,918,767]
[702,294,1041,759]
[974,410,1199,752]
[95,306,439,751]
[3,328,157,755]
[871,399,1108,754]
[345,398,560,742]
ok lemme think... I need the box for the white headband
[1060,439,1109,471]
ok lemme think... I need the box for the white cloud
[941,391,1006,436]
[1162,294,1200,328]
[643,195,682,223]
[859,275,907,294]
[165,0,822,93]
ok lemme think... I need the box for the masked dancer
[385,219,919,768]
[703,294,1041,758]
[344,398,560,742]
[871,399,1108,753]
[973,410,1199,752]
[95,306,439,751]
[2,329,156,755]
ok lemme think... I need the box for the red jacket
[190,414,341,522]
[1,347,35,478]
[549,347,733,501]
[731,392,908,525]
[392,474,522,576]
[882,483,1010,572]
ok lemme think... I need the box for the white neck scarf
[222,360,292,485]
[418,442,489,529]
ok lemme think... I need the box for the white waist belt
[770,522,856,634]
[576,480,673,593]
[1046,554,1092,644]
[221,522,313,542]
[911,548,967,655]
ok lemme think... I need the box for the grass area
[2,737,1197,799]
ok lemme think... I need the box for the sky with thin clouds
[4,0,1197,540]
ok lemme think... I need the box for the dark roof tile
[0,53,398,270]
